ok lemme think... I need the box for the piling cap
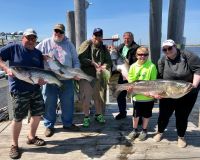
[93,28,103,37]
[162,39,176,47]
[54,24,65,33]
[23,28,37,37]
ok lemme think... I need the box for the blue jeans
[42,80,74,128]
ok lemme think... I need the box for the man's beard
[53,36,63,42]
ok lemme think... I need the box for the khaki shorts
[79,79,101,106]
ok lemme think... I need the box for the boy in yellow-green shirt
[127,47,157,141]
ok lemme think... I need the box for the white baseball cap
[23,28,37,37]
[162,39,176,47]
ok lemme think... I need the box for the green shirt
[128,59,157,101]
[121,46,129,58]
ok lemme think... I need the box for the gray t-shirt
[157,49,200,83]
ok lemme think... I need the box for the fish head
[166,81,193,98]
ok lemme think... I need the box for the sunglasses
[162,46,173,52]
[94,33,103,37]
[137,54,149,57]
[25,36,37,41]
[54,29,64,34]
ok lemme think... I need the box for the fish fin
[28,72,35,84]
[58,69,65,74]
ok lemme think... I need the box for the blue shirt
[0,42,44,93]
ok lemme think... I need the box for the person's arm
[193,74,200,88]
[0,57,13,76]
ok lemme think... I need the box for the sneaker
[178,137,187,148]
[127,130,138,140]
[9,145,21,159]
[138,131,147,141]
[115,113,126,120]
[44,128,55,137]
[95,114,105,124]
[63,124,80,131]
[153,132,163,142]
[83,117,90,127]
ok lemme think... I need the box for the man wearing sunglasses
[154,39,200,148]
[78,28,112,127]
[0,28,46,159]
[36,24,80,137]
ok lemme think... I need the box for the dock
[0,101,200,160]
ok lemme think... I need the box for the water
[185,46,200,57]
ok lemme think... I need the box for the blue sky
[0,0,199,45]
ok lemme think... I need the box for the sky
[0,0,199,45]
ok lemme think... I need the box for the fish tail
[87,75,94,82]
[108,83,122,97]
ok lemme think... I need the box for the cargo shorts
[79,79,101,106]
[11,89,45,122]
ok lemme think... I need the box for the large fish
[46,56,94,82]
[110,80,193,99]
[10,66,62,87]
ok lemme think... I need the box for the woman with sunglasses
[153,39,200,148]
[127,46,157,141]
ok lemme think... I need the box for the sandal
[27,136,46,146]
[9,145,21,159]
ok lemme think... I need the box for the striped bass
[46,56,94,82]
[10,66,62,87]
[111,80,193,99]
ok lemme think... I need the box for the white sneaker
[127,130,138,140]
[178,137,187,148]
[153,133,163,142]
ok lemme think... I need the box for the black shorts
[133,101,154,118]
[11,90,45,122]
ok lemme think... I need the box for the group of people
[114,34,200,148]
[0,24,112,159]
[0,24,199,159]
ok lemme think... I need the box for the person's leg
[9,91,30,159]
[10,120,22,159]
[157,99,175,133]
[28,116,42,139]
[11,121,22,147]
[79,80,92,127]
[93,81,106,124]
[127,101,139,140]
[116,75,128,119]
[117,90,127,115]
[175,92,198,137]
[154,99,175,142]
[93,80,103,115]
[138,101,154,141]
[42,84,58,129]
[141,101,154,130]
[142,118,150,130]
[28,90,45,139]
[175,92,198,148]
[59,80,74,127]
